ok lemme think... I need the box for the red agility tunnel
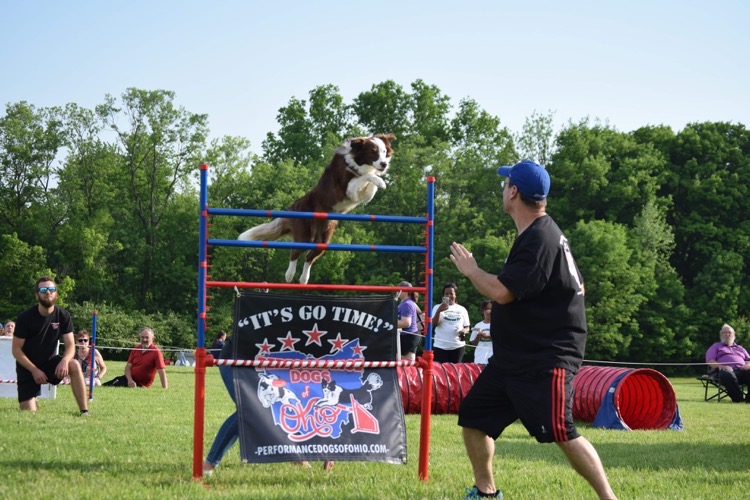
[572,365,678,430]
[397,363,484,414]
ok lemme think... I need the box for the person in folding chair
[705,324,750,403]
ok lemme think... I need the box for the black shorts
[101,375,143,387]
[434,346,464,364]
[16,355,64,403]
[458,362,580,443]
[399,331,422,355]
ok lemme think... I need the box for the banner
[0,337,56,399]
[233,292,407,464]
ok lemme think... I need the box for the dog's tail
[238,218,289,241]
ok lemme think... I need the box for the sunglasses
[79,338,90,343]
[38,286,57,294]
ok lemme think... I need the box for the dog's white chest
[334,176,380,213]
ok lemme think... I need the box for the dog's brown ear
[349,137,366,152]
[376,133,396,146]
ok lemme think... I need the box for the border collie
[316,372,384,410]
[239,134,396,284]
[257,373,299,408]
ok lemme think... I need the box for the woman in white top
[469,300,493,365]
[431,282,470,363]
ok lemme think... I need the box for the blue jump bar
[208,239,426,253]
[207,207,427,224]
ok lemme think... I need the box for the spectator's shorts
[399,331,423,355]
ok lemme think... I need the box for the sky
[1,1,749,155]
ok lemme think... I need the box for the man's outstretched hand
[450,242,478,278]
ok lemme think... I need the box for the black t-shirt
[491,215,587,374]
[15,305,74,366]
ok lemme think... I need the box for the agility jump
[193,163,437,480]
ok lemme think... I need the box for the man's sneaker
[464,485,502,499]
[80,410,90,417]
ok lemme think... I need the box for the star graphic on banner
[278,331,301,351]
[352,342,367,357]
[255,338,274,354]
[302,323,327,346]
[327,332,347,353]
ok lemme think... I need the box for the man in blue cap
[449,160,616,499]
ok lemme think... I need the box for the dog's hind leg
[299,259,315,285]
[298,221,337,284]
[287,220,314,283]
[285,250,303,283]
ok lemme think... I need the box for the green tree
[409,79,451,147]
[97,88,209,310]
[308,84,354,151]
[515,110,556,166]
[0,233,50,319]
[437,98,515,248]
[550,120,664,228]
[0,101,64,241]
[627,201,694,362]
[262,96,317,165]
[689,250,744,345]
[55,103,123,303]
[568,219,646,360]
[262,85,353,166]
[352,80,411,138]
[665,122,750,286]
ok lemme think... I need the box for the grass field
[0,362,748,499]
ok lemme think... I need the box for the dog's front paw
[368,175,386,189]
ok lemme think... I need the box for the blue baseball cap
[497,160,550,201]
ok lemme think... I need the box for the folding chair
[697,370,749,402]
[697,371,728,402]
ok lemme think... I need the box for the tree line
[1,81,748,367]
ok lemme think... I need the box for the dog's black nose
[380,162,388,168]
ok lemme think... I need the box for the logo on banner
[254,324,383,442]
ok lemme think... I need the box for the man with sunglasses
[12,276,89,415]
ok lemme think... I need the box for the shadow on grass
[492,438,750,472]
[0,457,179,476]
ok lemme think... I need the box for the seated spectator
[3,320,15,337]
[102,327,168,389]
[209,330,227,358]
[74,330,107,386]
[706,323,750,403]
[0,323,4,336]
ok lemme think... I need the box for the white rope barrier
[214,358,417,369]
[582,359,728,366]
[79,344,193,353]
[52,341,737,369]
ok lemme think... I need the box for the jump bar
[208,239,425,253]
[208,207,427,224]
